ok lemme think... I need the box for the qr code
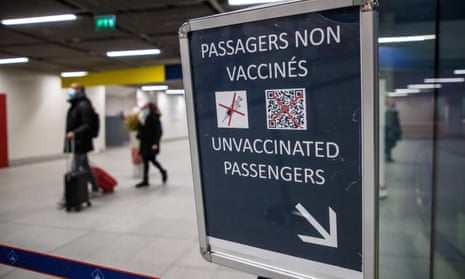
[266,88,307,130]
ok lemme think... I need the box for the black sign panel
[187,6,363,276]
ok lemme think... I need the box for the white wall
[156,93,188,140]
[0,68,186,163]
[0,69,66,162]
[0,69,106,163]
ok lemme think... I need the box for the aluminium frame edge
[179,21,212,262]
[187,0,354,32]
[360,1,379,279]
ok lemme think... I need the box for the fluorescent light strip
[107,49,160,57]
[378,34,436,44]
[229,0,285,5]
[395,88,420,94]
[388,92,409,97]
[166,89,185,95]
[407,84,442,89]
[0,57,29,64]
[1,14,77,25]
[60,71,88,78]
[453,69,465,75]
[424,77,465,83]
[141,85,168,91]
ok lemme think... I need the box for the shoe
[57,198,66,209]
[89,190,102,198]
[162,170,168,184]
[136,181,149,188]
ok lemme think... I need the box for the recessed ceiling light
[141,85,168,91]
[395,88,420,94]
[388,92,409,97]
[106,49,161,57]
[378,34,435,44]
[407,84,442,89]
[1,14,77,25]
[453,69,465,75]
[60,71,88,78]
[0,57,29,64]
[424,77,465,83]
[166,89,185,95]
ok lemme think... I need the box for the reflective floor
[0,138,463,278]
[0,139,255,279]
[380,139,464,279]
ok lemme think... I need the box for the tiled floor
[0,138,255,279]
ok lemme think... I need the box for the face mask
[141,108,149,116]
[67,88,77,99]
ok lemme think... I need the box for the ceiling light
[141,85,168,91]
[1,14,77,25]
[407,84,442,89]
[378,34,436,44]
[453,69,465,75]
[395,88,420,94]
[166,89,185,95]
[0,57,29,64]
[228,0,285,5]
[388,92,409,97]
[424,77,465,83]
[106,49,160,57]
[60,71,88,78]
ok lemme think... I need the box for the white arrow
[296,203,338,248]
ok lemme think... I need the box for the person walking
[385,99,402,162]
[63,82,101,199]
[136,102,167,187]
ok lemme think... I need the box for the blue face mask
[67,88,77,99]
[141,108,149,116]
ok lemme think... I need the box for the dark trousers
[72,153,98,191]
[142,155,165,183]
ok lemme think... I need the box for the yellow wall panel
[61,65,165,88]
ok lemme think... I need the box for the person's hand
[151,144,158,150]
[66,131,75,139]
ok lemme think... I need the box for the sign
[180,1,378,278]
[95,15,116,30]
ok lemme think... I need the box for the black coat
[137,112,162,157]
[64,96,94,154]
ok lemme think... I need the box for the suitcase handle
[66,138,76,172]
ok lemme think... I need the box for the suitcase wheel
[87,201,92,207]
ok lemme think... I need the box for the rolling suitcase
[64,139,91,212]
[64,168,91,212]
[92,166,117,192]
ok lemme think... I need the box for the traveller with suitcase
[58,82,101,209]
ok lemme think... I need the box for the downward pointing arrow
[296,203,338,248]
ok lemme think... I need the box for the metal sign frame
[179,0,378,278]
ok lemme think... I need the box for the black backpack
[89,108,100,138]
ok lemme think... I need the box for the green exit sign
[95,15,116,30]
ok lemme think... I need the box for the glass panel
[378,0,436,278]
[433,0,465,277]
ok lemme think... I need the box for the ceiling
[0,0,238,75]
[0,0,464,91]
